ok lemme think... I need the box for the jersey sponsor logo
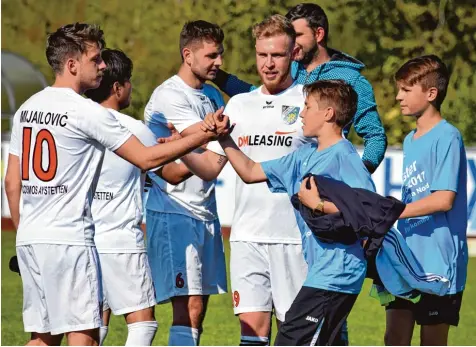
[263,101,274,109]
[94,191,114,200]
[233,290,240,307]
[306,315,319,323]
[237,133,294,148]
[22,184,68,195]
[282,105,300,125]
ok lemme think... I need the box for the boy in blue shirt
[209,79,375,345]
[382,55,468,345]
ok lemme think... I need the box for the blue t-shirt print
[397,120,468,294]
[261,140,376,294]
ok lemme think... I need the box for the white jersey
[144,75,225,221]
[208,83,313,243]
[92,109,157,253]
[9,87,132,246]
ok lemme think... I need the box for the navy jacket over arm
[290,174,405,260]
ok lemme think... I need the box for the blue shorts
[146,211,227,303]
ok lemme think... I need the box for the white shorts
[230,241,308,321]
[146,211,227,303]
[17,244,103,335]
[99,252,156,315]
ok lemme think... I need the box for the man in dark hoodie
[213,3,387,174]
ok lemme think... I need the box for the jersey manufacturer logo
[428,311,439,316]
[282,105,300,125]
[306,316,319,323]
[263,101,274,109]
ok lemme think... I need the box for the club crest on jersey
[282,105,300,125]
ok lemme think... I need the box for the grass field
[2,231,475,346]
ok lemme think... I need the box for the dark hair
[46,22,105,74]
[252,14,296,45]
[84,49,133,103]
[179,20,224,59]
[286,3,329,44]
[303,79,357,128]
[395,55,449,110]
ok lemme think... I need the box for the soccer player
[143,20,228,346]
[4,23,230,346]
[384,55,467,346]
[171,15,311,346]
[213,3,387,174]
[84,49,158,346]
[204,79,374,345]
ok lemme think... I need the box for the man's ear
[314,27,326,45]
[182,47,193,65]
[66,58,78,75]
[113,81,122,98]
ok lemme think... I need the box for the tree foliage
[2,0,475,146]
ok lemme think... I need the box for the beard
[298,42,319,65]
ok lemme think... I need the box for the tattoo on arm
[217,156,226,165]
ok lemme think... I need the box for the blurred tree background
[2,0,475,147]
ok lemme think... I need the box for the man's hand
[201,107,234,139]
[157,122,182,144]
[298,176,321,209]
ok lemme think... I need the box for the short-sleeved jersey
[144,75,225,221]
[207,83,312,243]
[92,109,157,253]
[9,87,132,246]
[261,140,376,294]
[397,120,468,294]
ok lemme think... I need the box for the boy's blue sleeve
[339,154,376,192]
[430,133,463,193]
[261,151,299,194]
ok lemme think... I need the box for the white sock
[125,321,158,346]
[240,335,269,346]
[168,325,200,346]
[99,326,109,346]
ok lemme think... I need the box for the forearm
[181,150,227,181]
[144,130,212,170]
[399,191,455,219]
[154,162,193,185]
[219,136,266,183]
[6,185,21,230]
[213,70,254,97]
[352,107,387,173]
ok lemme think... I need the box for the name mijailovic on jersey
[20,110,68,127]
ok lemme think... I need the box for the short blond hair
[252,14,296,43]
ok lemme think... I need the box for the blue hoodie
[216,49,387,173]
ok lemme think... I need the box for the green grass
[2,231,475,345]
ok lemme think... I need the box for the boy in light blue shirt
[384,55,468,346]
[210,79,374,345]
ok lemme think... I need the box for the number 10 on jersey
[22,127,58,182]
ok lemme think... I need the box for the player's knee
[239,312,271,337]
[188,297,206,326]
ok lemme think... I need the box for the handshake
[158,106,234,144]
[200,106,235,140]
